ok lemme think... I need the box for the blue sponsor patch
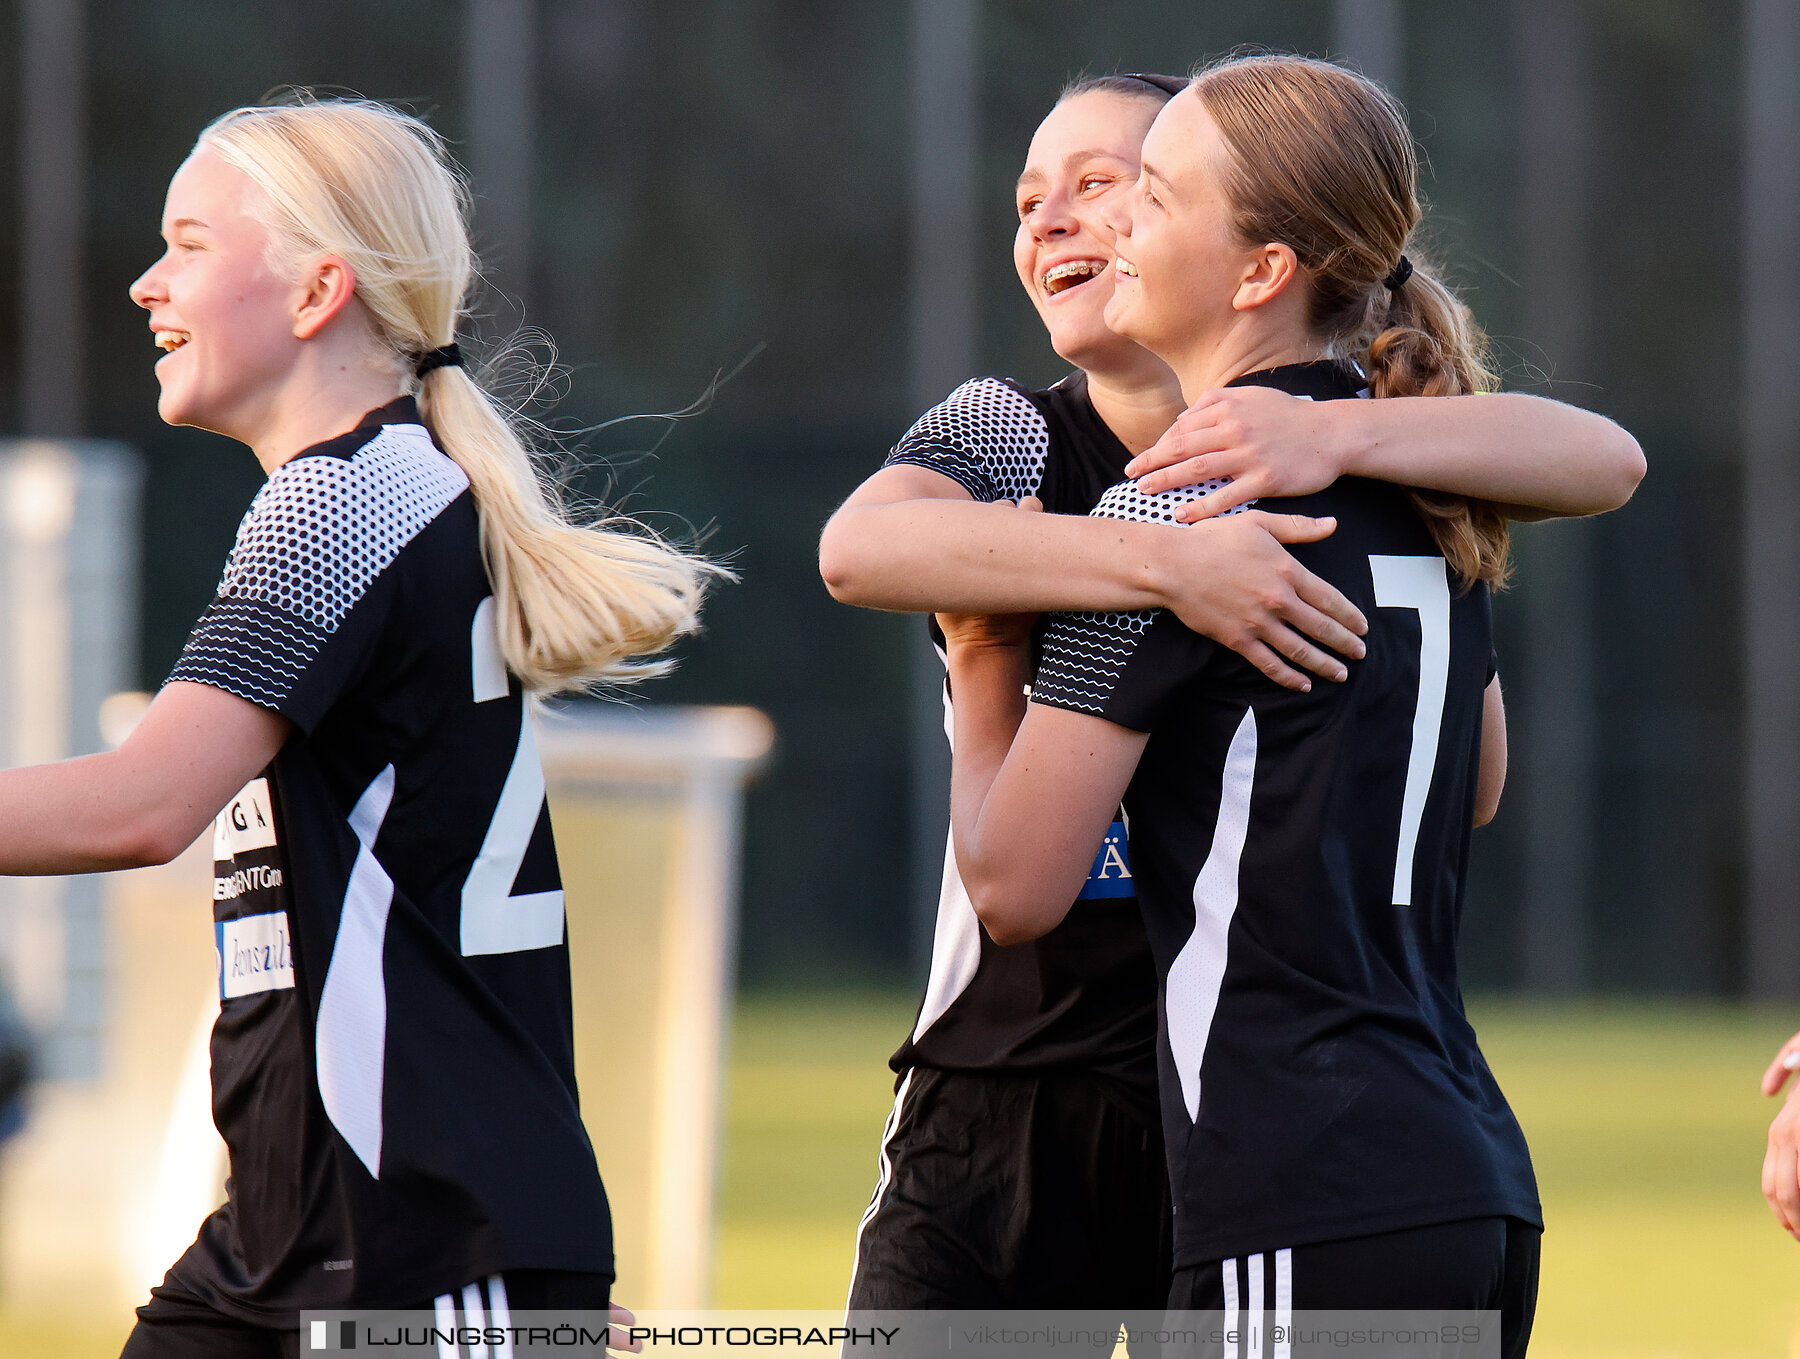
[1078,820,1134,899]
[216,911,296,1000]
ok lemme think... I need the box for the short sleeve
[167,426,469,732]
[881,378,1049,503]
[1487,646,1499,685]
[1028,470,1239,731]
[1031,608,1214,733]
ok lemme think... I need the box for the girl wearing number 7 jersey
[945,55,1546,1358]
[0,97,716,1356]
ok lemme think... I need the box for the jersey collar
[1225,359,1365,401]
[355,394,422,431]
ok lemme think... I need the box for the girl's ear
[1231,242,1301,313]
[292,256,358,339]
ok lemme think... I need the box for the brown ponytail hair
[1189,53,1509,587]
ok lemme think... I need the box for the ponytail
[198,96,723,693]
[1365,259,1511,589]
[418,364,717,691]
[1191,54,1511,588]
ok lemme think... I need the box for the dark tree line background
[0,1,1752,993]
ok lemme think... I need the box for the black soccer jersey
[1031,362,1540,1266]
[877,373,1201,1116]
[164,398,611,1321]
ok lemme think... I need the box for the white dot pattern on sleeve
[219,424,470,632]
[1031,476,1257,714]
[882,378,1050,503]
[169,423,470,709]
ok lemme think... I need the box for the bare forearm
[823,499,1173,613]
[1345,393,1645,516]
[0,751,197,874]
[947,650,1141,944]
[946,642,1032,886]
[0,682,291,876]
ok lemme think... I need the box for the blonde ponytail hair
[197,96,720,691]
[1190,54,1510,587]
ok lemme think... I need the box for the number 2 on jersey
[1369,556,1450,906]
[461,597,565,955]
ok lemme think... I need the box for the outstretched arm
[821,464,1368,691]
[1125,385,1646,521]
[0,681,289,874]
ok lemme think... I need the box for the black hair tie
[1383,256,1414,292]
[415,343,463,377]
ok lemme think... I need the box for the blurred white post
[0,441,141,1074]
[1334,0,1403,92]
[464,0,539,306]
[19,0,85,436]
[1514,0,1596,994]
[1743,0,1800,1000]
[539,704,772,1305]
[907,0,979,973]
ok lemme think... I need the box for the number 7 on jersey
[1370,555,1451,907]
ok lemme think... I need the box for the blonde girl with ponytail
[0,95,719,1351]
[198,97,716,691]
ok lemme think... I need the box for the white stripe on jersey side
[488,1275,515,1359]
[1274,1249,1292,1359]
[1167,707,1258,1122]
[434,1292,458,1359]
[432,1276,512,1359]
[843,1067,917,1310]
[911,672,982,1044]
[461,1282,490,1359]
[461,704,566,956]
[1247,1253,1265,1359]
[316,764,398,1177]
[1221,1258,1241,1359]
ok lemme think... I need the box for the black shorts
[846,1065,1172,1311]
[1167,1216,1540,1359]
[120,1268,613,1359]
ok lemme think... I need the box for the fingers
[1775,1134,1800,1241]
[1125,412,1228,481]
[1017,495,1045,513]
[1267,630,1349,685]
[1279,601,1366,667]
[609,1302,643,1354]
[1234,638,1315,693]
[1764,1135,1783,1230]
[1176,481,1262,523]
[1763,1033,1800,1095]
[1253,512,1340,545]
[1290,571,1370,647]
[1130,459,1231,496]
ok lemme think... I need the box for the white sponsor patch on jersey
[214,778,279,859]
[217,910,295,999]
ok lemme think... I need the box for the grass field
[715,993,1800,1358]
[8,993,1800,1355]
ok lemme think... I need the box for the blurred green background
[3,1,1798,1352]
[16,995,1791,1359]
[0,0,1758,993]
